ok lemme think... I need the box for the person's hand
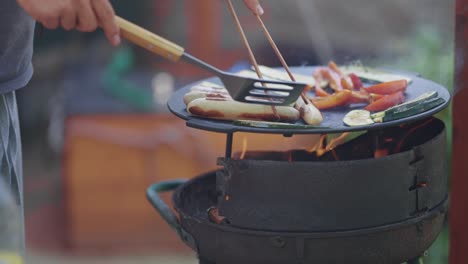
[242,0,264,16]
[16,0,120,46]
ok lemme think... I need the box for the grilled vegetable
[328,61,344,76]
[371,92,444,122]
[369,93,385,102]
[349,91,371,104]
[371,91,438,119]
[382,97,445,122]
[343,110,374,127]
[329,61,353,89]
[349,73,363,89]
[319,68,343,91]
[311,90,352,110]
[314,83,331,97]
[364,80,408,95]
[341,78,354,90]
[365,92,406,112]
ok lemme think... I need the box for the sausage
[187,98,300,122]
[184,91,232,105]
[294,97,323,125]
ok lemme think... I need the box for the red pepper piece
[365,91,406,112]
[329,61,353,89]
[304,84,314,93]
[320,68,343,91]
[369,93,385,102]
[314,83,331,97]
[341,78,354,90]
[364,80,408,95]
[329,61,344,76]
[311,90,352,110]
[349,73,363,90]
[349,91,370,104]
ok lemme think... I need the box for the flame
[325,132,349,152]
[240,136,248,160]
[307,133,348,158]
[395,118,434,153]
[331,149,340,161]
[307,134,327,156]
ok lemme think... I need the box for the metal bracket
[409,148,428,215]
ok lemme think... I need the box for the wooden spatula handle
[115,16,184,62]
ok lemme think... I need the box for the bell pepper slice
[364,80,408,95]
[320,68,343,91]
[341,78,354,90]
[369,93,385,102]
[349,91,370,104]
[304,84,314,93]
[329,61,353,89]
[365,91,406,112]
[314,83,331,97]
[311,90,352,110]
[329,61,344,76]
[349,73,363,90]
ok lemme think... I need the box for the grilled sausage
[187,98,300,122]
[295,97,323,125]
[184,91,232,105]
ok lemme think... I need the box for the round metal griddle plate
[168,66,451,134]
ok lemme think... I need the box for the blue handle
[146,179,187,233]
[146,179,197,250]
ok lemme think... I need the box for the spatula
[114,16,305,106]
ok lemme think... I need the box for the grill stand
[225,132,233,159]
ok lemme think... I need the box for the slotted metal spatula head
[219,72,306,106]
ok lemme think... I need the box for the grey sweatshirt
[0,0,35,93]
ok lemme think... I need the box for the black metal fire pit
[146,66,451,264]
[217,118,447,232]
[148,171,446,264]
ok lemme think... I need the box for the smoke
[294,0,334,64]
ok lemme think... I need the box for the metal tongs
[114,16,305,106]
[224,0,314,109]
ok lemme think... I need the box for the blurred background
[21,0,453,263]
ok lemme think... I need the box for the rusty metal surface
[450,1,468,263]
[454,0,468,95]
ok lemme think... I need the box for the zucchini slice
[382,97,446,122]
[371,91,440,122]
[343,110,374,127]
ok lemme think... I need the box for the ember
[232,118,442,163]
